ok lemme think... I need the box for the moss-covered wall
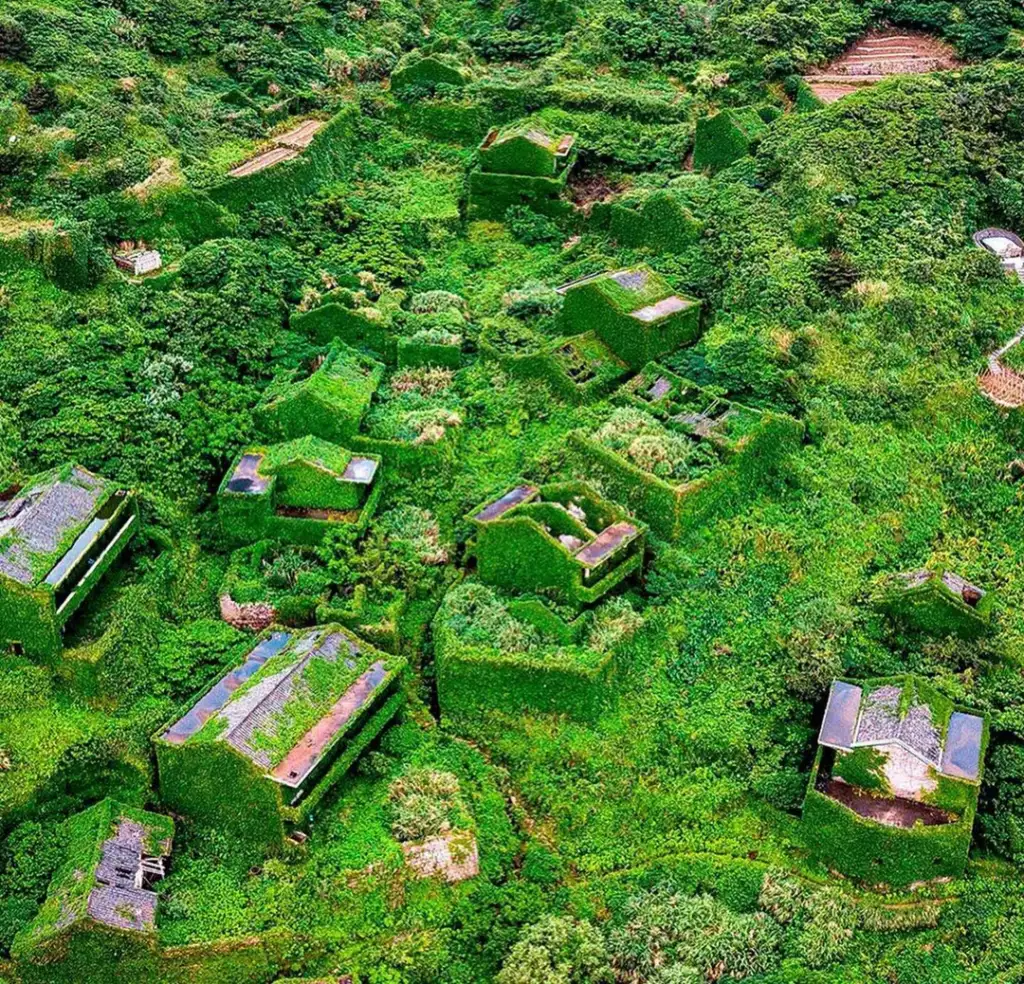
[692,106,769,173]
[0,579,60,662]
[155,737,285,860]
[467,169,571,220]
[434,615,613,723]
[802,786,975,886]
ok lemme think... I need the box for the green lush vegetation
[6,0,1024,979]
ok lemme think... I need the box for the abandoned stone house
[804,675,987,884]
[468,121,577,218]
[0,465,138,659]
[13,800,173,962]
[218,436,382,545]
[155,625,406,853]
[556,267,703,371]
[467,481,646,606]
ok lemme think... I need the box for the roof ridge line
[220,630,327,746]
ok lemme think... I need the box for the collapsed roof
[17,800,173,951]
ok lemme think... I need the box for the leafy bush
[497,915,613,984]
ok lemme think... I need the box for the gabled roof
[898,568,986,603]
[160,625,404,789]
[259,344,384,415]
[0,465,115,587]
[556,267,692,319]
[484,125,572,155]
[818,676,986,782]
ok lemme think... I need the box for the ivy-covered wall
[692,106,769,173]
[155,733,286,860]
[467,169,572,220]
[596,190,704,252]
[391,53,469,97]
[291,304,396,362]
[0,579,61,663]
[880,575,993,639]
[397,336,462,369]
[479,326,630,404]
[802,784,976,887]
[255,344,385,446]
[433,603,613,722]
[559,269,703,371]
[15,923,161,984]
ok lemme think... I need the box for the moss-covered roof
[0,464,118,588]
[261,436,354,477]
[259,343,385,418]
[491,124,564,153]
[162,624,405,786]
[590,267,680,313]
[14,799,174,952]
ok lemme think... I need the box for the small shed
[0,464,138,659]
[468,118,577,219]
[113,249,162,276]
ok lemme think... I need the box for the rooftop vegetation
[6,0,1024,980]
